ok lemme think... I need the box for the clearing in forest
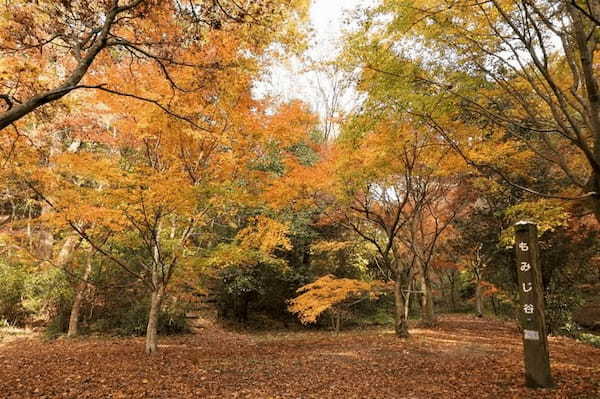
[0,315,598,398]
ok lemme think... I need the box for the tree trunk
[423,273,435,325]
[449,274,457,312]
[394,277,409,338]
[475,281,483,318]
[418,261,435,326]
[67,254,93,337]
[404,278,412,322]
[38,204,55,262]
[145,283,165,354]
[490,294,498,316]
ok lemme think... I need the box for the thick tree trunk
[475,280,483,318]
[67,254,93,337]
[394,277,409,338]
[145,284,165,354]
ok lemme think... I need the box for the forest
[0,0,599,398]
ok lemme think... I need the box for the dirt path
[0,316,598,398]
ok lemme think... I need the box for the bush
[22,267,73,324]
[0,263,28,325]
[89,300,189,337]
[545,291,583,336]
[579,333,600,348]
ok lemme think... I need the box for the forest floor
[0,315,598,398]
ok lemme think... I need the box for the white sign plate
[524,330,540,341]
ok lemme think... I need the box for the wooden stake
[514,221,553,388]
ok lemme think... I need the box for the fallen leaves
[0,315,598,398]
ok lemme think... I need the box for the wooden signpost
[514,221,553,388]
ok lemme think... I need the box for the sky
[255,0,376,115]
[307,0,374,60]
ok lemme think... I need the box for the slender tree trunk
[394,276,409,338]
[490,294,498,316]
[423,271,435,325]
[145,283,165,354]
[55,236,79,266]
[417,260,435,326]
[67,253,93,337]
[39,205,55,261]
[27,206,32,250]
[404,278,412,322]
[449,274,457,312]
[475,280,483,318]
[418,263,426,316]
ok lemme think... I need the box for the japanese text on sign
[518,242,529,252]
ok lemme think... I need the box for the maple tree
[288,274,386,332]
[0,0,314,354]
[0,3,600,397]
[345,0,600,223]
[320,91,472,331]
[0,0,308,130]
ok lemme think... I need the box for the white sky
[255,0,376,113]
[308,0,374,59]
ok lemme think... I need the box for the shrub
[0,262,28,325]
[579,333,600,349]
[90,300,189,337]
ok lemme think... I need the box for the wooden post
[514,221,553,388]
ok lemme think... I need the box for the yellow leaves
[263,101,317,147]
[237,216,291,254]
[201,216,292,273]
[465,136,533,173]
[500,199,570,246]
[54,152,122,186]
[137,171,196,214]
[288,275,386,324]
[506,199,569,232]
[57,204,127,232]
[309,240,353,254]
[203,244,259,270]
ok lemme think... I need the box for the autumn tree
[325,105,467,334]
[0,0,314,352]
[344,0,600,223]
[288,274,386,332]
[0,0,308,130]
[399,175,467,325]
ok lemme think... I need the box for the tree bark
[67,253,93,337]
[145,283,165,354]
[490,294,498,316]
[449,273,457,312]
[475,281,483,318]
[417,260,435,326]
[404,278,412,322]
[394,277,409,338]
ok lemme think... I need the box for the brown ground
[0,315,598,398]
